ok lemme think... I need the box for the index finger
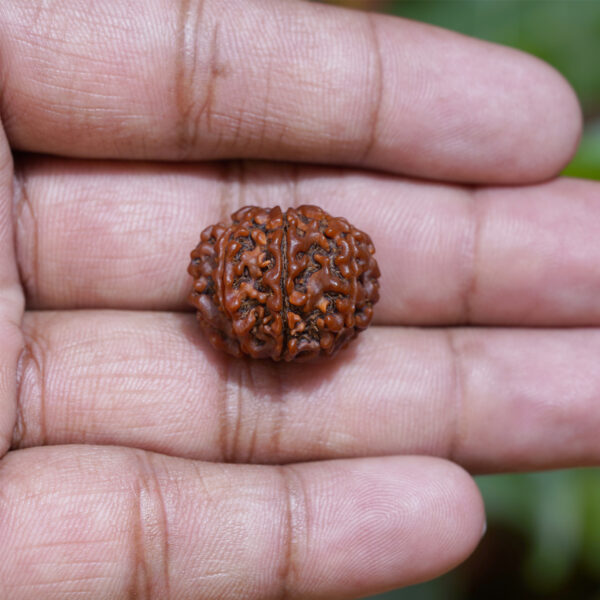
[0,0,581,183]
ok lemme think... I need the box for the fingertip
[421,457,487,567]
[506,54,583,183]
[383,457,486,586]
[371,18,583,184]
[296,456,485,597]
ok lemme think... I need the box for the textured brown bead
[188,205,380,361]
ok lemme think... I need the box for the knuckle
[445,330,468,463]
[276,466,309,600]
[461,191,483,324]
[360,14,384,162]
[219,358,259,463]
[13,319,47,448]
[219,357,291,464]
[216,160,247,225]
[175,0,228,158]
[130,452,171,600]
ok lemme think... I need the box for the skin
[0,0,595,598]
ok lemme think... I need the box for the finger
[0,0,580,183]
[12,311,600,472]
[0,122,24,456]
[0,446,484,599]
[15,157,600,326]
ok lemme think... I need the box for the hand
[0,1,593,598]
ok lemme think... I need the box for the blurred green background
[321,1,600,598]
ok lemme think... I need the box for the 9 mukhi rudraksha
[188,205,380,362]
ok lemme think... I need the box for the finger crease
[175,0,205,157]
[461,189,483,324]
[130,474,152,600]
[276,466,307,600]
[445,330,467,464]
[219,357,244,463]
[13,326,48,448]
[360,14,384,163]
[244,363,268,464]
[291,164,301,208]
[12,165,38,306]
[11,344,28,449]
[130,453,171,600]
[217,160,248,224]
[175,0,229,158]
[194,22,222,136]
[267,363,289,462]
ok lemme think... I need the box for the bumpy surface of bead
[188,205,380,361]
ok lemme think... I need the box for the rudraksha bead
[188,205,380,361]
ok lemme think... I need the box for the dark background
[321,1,600,598]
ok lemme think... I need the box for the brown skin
[0,0,593,598]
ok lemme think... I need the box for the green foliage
[563,123,600,180]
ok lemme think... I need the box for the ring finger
[13,310,600,472]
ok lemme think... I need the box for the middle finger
[14,157,600,326]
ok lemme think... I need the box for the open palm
[0,1,597,598]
